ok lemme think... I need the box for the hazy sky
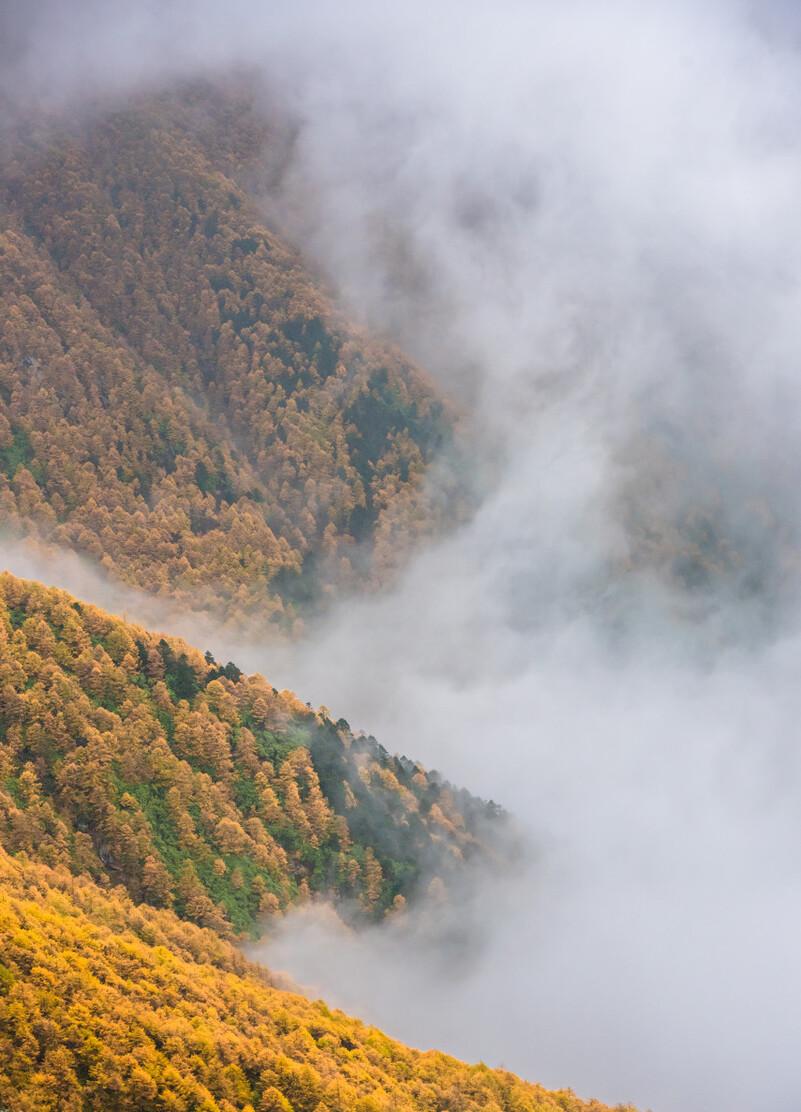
[4,3,801,1109]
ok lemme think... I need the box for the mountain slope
[0,572,501,936]
[0,83,462,632]
[0,846,632,1112]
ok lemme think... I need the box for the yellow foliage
[0,846,632,1112]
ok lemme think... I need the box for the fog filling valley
[5,3,801,1110]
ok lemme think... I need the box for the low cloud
[255,464,801,1112]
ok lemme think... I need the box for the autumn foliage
[0,846,634,1112]
[0,574,636,1111]
[0,83,464,632]
[0,572,501,936]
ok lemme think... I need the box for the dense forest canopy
[0,572,503,938]
[0,82,465,633]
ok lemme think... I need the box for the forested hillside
[0,846,632,1112]
[0,83,462,632]
[0,573,500,937]
[0,574,624,1111]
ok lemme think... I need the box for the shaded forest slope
[0,83,461,632]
